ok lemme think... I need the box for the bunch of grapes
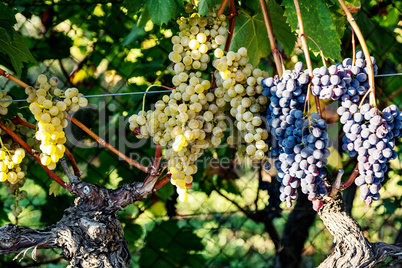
[262,64,329,207]
[0,113,32,216]
[26,74,88,170]
[326,51,402,205]
[130,10,230,201]
[338,102,401,204]
[169,8,227,73]
[213,47,270,159]
[312,50,378,102]
[129,7,271,201]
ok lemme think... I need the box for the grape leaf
[0,29,36,76]
[243,0,261,14]
[229,12,269,67]
[198,0,221,16]
[121,26,147,46]
[124,0,145,15]
[0,3,17,40]
[269,0,297,56]
[283,0,342,61]
[146,0,183,25]
[49,180,61,197]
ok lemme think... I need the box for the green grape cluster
[129,10,270,202]
[213,48,269,159]
[169,8,228,73]
[130,10,230,202]
[26,74,88,170]
[0,115,32,217]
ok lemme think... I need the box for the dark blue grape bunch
[312,50,378,104]
[299,113,331,201]
[352,105,398,205]
[262,62,309,207]
[383,104,402,139]
[311,65,348,100]
[338,101,401,205]
[262,63,330,207]
[274,113,330,207]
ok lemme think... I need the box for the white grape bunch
[213,47,270,159]
[26,74,88,170]
[130,9,228,202]
[129,8,271,202]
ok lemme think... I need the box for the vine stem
[223,0,236,52]
[154,173,171,191]
[67,114,149,173]
[305,35,326,67]
[0,68,28,88]
[217,0,229,17]
[340,163,359,190]
[259,0,283,77]
[337,0,376,107]
[293,0,322,118]
[329,169,344,197]
[0,121,70,191]
[64,148,81,178]
[351,28,356,66]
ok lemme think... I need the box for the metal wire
[0,90,172,103]
[0,72,401,104]
[374,72,402,77]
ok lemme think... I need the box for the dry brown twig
[259,0,283,77]
[293,0,323,118]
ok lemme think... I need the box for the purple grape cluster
[338,100,402,205]
[262,63,329,207]
[333,52,402,205]
[311,65,347,100]
[312,50,378,101]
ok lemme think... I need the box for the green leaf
[269,0,297,56]
[229,12,270,67]
[121,26,147,46]
[146,0,181,25]
[244,0,261,14]
[198,0,222,16]
[49,180,61,197]
[136,6,151,28]
[0,29,36,76]
[283,0,342,60]
[0,3,17,40]
[124,0,145,15]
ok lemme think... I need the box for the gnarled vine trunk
[0,185,133,267]
[318,195,402,267]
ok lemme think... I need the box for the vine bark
[318,195,402,267]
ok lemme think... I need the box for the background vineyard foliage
[0,0,401,267]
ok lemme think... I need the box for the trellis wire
[0,90,172,103]
[0,72,401,104]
